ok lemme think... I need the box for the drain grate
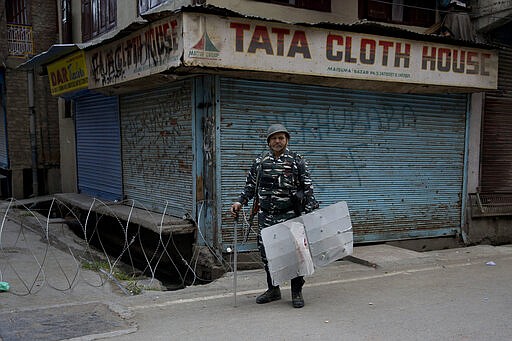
[0,303,135,341]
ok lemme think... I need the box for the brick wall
[2,0,61,197]
[0,2,6,60]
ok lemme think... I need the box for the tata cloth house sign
[183,13,498,90]
[82,12,498,90]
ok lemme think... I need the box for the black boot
[291,291,304,308]
[256,286,281,304]
[291,276,305,308]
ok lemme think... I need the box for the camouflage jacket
[238,148,318,216]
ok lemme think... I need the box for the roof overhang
[17,17,148,72]
[17,44,87,71]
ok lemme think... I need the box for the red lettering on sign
[345,36,356,63]
[230,21,311,58]
[379,41,393,66]
[360,38,376,65]
[230,22,251,52]
[466,51,479,74]
[272,28,290,56]
[394,43,410,68]
[326,34,343,61]
[248,25,274,55]
[288,30,311,58]
[422,46,489,75]
[452,50,466,73]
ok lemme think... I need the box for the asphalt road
[2,213,511,341]
[108,253,512,341]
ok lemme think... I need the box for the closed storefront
[56,9,496,254]
[480,47,512,192]
[219,78,467,246]
[75,92,122,201]
[119,80,194,217]
[465,47,512,243]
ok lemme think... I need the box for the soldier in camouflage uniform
[231,123,318,308]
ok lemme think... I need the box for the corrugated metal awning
[17,44,87,71]
[17,18,148,72]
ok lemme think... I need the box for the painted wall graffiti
[230,100,463,193]
[121,85,192,213]
[222,85,466,240]
[87,16,182,88]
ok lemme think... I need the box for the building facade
[466,0,512,244]
[0,0,61,198]
[26,1,509,266]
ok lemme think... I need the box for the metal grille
[468,193,512,217]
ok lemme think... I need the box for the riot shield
[261,201,353,285]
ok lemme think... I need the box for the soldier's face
[268,133,288,156]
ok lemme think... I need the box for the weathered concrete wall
[466,215,512,245]
[473,0,512,32]
[467,93,483,194]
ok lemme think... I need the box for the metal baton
[233,214,238,307]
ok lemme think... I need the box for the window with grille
[6,0,33,57]
[359,0,436,27]
[7,0,30,25]
[81,0,117,42]
[138,0,168,14]
[62,0,73,43]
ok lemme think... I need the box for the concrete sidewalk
[1,213,512,340]
[2,216,511,309]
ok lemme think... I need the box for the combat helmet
[266,123,290,143]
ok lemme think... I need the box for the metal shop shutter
[119,80,193,217]
[219,78,467,246]
[75,92,122,201]
[481,47,512,192]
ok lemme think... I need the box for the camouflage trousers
[257,210,305,293]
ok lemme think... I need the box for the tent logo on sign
[188,25,220,60]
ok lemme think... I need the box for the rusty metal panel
[219,77,466,247]
[75,92,122,201]
[480,97,512,192]
[481,47,512,193]
[486,46,512,100]
[119,80,194,217]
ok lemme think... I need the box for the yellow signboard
[47,51,88,96]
